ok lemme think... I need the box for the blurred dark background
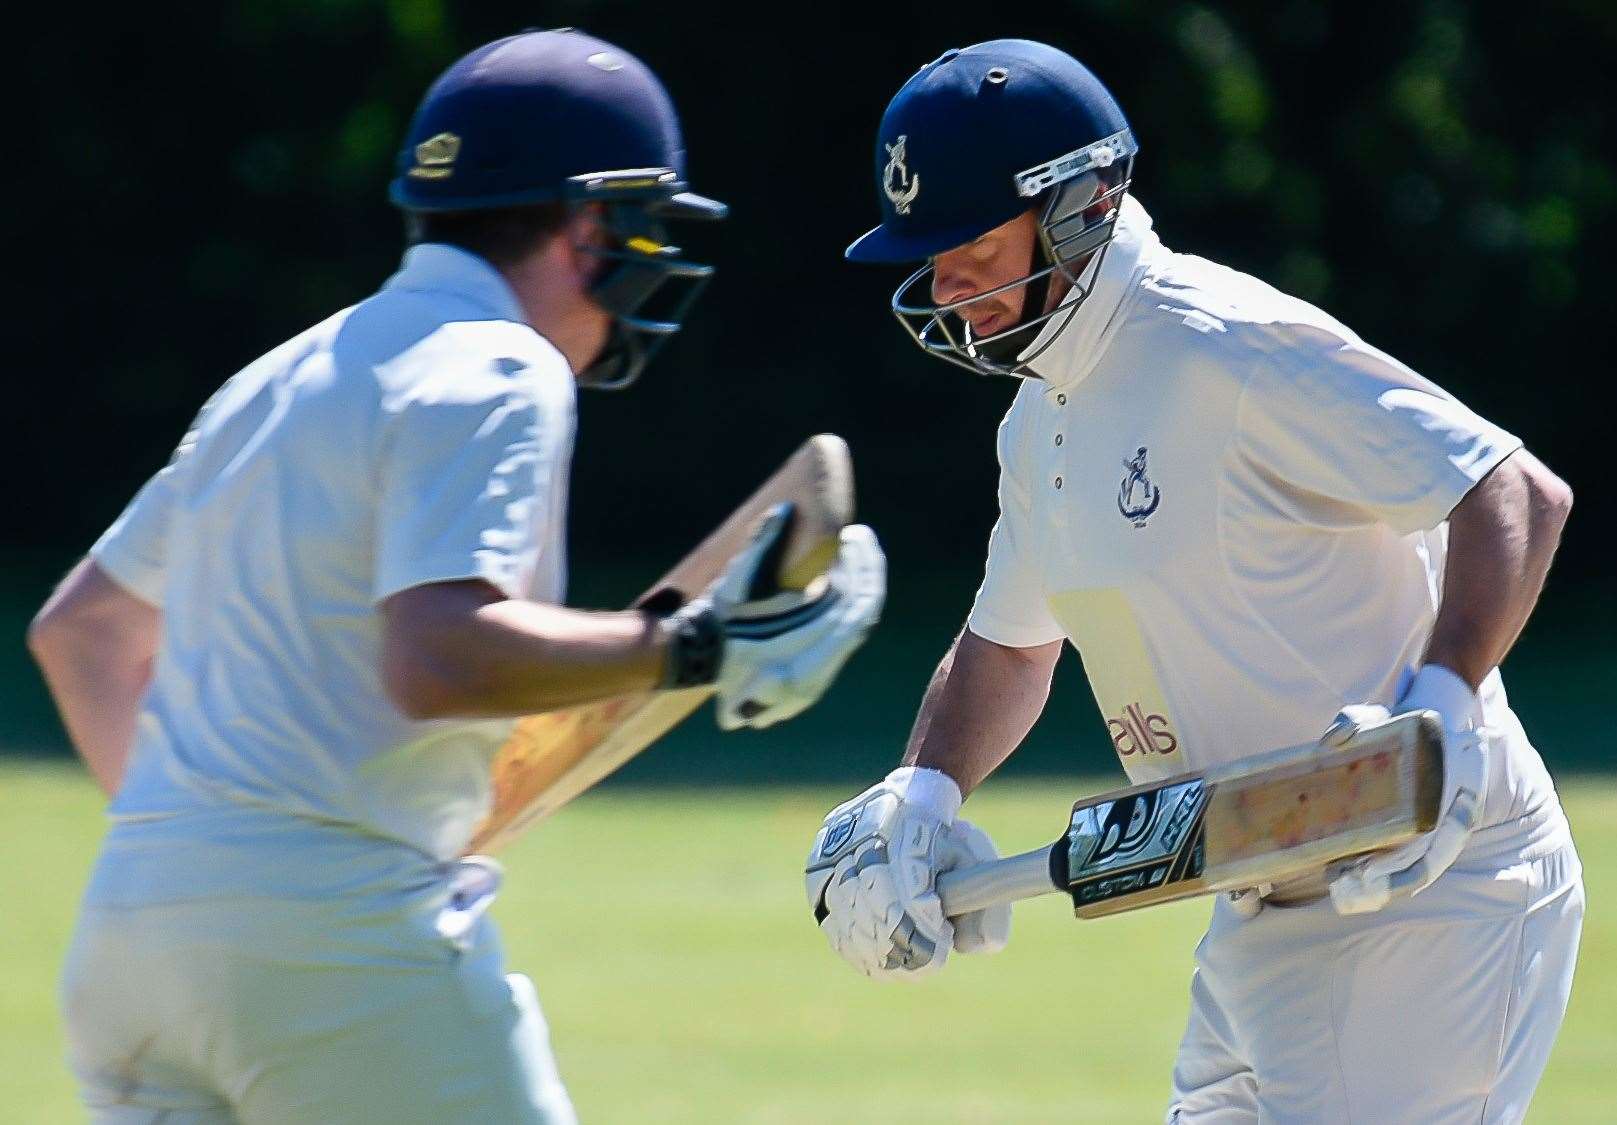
[7,1,1613,780]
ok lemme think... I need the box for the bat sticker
[1066,780,1208,908]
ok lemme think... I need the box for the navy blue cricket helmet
[847,40,1138,379]
[392,29,728,389]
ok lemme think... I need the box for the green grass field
[3,762,1611,1122]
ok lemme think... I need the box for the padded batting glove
[1327,664,1489,914]
[660,503,885,731]
[805,767,1011,980]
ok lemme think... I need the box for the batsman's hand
[804,767,1010,980]
[1327,664,1490,915]
[663,504,885,730]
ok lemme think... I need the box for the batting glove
[1327,664,1489,915]
[805,767,1011,980]
[661,503,885,731]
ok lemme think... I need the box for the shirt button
[1054,434,1064,446]
[1054,476,1064,490]
[1056,393,1067,406]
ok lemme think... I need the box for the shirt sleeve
[966,413,1066,649]
[90,463,181,606]
[1235,335,1522,535]
[89,408,207,607]
[372,376,557,604]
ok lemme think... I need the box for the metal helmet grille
[890,131,1137,380]
[563,170,724,391]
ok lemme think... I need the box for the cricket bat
[466,434,855,854]
[935,711,1443,918]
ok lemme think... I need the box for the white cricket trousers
[1168,813,1582,1124]
[60,814,577,1124]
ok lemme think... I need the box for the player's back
[95,245,576,867]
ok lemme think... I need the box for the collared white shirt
[92,244,576,860]
[969,197,1558,837]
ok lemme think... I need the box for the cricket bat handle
[935,842,1065,917]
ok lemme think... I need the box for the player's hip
[83,799,460,908]
[59,862,563,1123]
[1198,827,1581,980]
[1175,840,1582,1122]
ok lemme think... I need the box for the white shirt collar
[382,243,528,326]
[1021,194,1162,391]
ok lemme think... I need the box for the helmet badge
[883,135,920,215]
[408,132,461,180]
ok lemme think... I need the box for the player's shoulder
[1129,249,1455,411]
[186,308,356,436]
[340,289,573,415]
[1131,250,1366,370]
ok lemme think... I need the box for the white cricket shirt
[969,196,1561,840]
[91,244,576,861]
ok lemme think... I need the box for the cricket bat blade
[468,434,855,853]
[935,711,1443,919]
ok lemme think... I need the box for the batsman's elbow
[1516,449,1574,537]
[1536,465,1573,529]
[380,645,467,722]
[25,607,68,669]
[379,580,506,721]
[1478,449,1573,542]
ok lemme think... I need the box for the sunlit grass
[1,763,1610,1122]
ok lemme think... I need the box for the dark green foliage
[8,2,1612,763]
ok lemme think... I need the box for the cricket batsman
[29,29,883,1123]
[805,39,1580,1121]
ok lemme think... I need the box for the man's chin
[969,320,1044,367]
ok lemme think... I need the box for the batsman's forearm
[901,627,1062,796]
[384,593,668,720]
[1425,450,1572,690]
[28,559,162,798]
[35,649,151,797]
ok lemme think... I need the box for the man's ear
[562,203,609,286]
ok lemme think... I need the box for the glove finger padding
[833,524,887,607]
[713,503,797,607]
[713,523,886,731]
[714,666,792,732]
[819,837,953,979]
[938,818,1011,955]
[1326,663,1491,916]
[821,843,946,977]
[1330,726,1488,914]
[1320,703,1392,747]
[805,770,963,982]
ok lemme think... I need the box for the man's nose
[930,258,976,307]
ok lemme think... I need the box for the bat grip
[935,842,1065,917]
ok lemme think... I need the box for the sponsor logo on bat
[1073,791,1161,869]
[1075,862,1172,904]
[1160,785,1203,851]
[1066,779,1208,906]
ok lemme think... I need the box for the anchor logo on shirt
[1117,446,1162,527]
[883,136,920,215]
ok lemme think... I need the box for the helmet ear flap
[1020,170,1104,318]
[1040,161,1131,273]
[573,199,716,390]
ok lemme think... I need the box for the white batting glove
[1327,664,1489,915]
[663,504,886,731]
[805,767,1011,980]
